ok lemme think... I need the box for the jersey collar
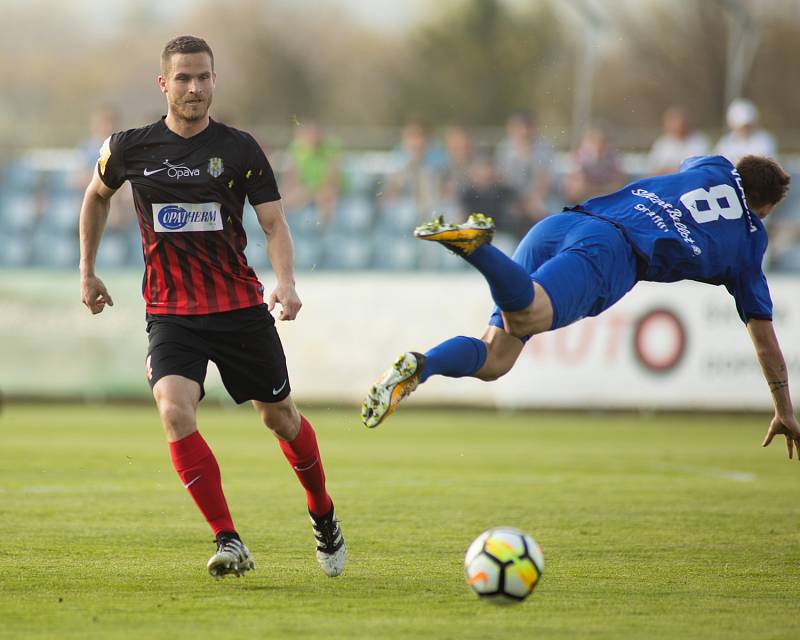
[159,116,216,142]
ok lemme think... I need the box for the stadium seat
[492,231,518,257]
[45,193,82,232]
[0,233,32,267]
[244,238,270,270]
[127,228,143,267]
[242,203,263,237]
[771,247,800,273]
[95,233,130,269]
[333,196,375,232]
[286,205,325,237]
[371,235,418,270]
[0,193,39,232]
[2,163,37,191]
[376,197,420,232]
[322,233,372,270]
[416,239,444,271]
[48,169,79,194]
[30,232,79,268]
[293,235,323,271]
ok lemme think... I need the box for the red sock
[168,431,235,537]
[278,415,333,517]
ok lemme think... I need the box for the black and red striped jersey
[97,117,280,315]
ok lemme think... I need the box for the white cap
[727,99,759,129]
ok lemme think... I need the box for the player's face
[159,53,215,123]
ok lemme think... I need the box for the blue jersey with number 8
[575,155,772,322]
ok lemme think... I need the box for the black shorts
[145,304,291,404]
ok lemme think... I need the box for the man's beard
[171,95,212,122]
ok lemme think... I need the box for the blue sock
[464,244,534,311]
[420,336,488,383]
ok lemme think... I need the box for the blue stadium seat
[242,202,263,237]
[2,164,37,191]
[95,233,130,269]
[416,239,443,270]
[333,196,374,232]
[293,235,323,271]
[286,205,325,237]
[127,228,143,267]
[492,231,519,257]
[376,197,420,232]
[30,232,78,268]
[371,235,418,270]
[45,193,82,232]
[0,193,38,232]
[0,233,32,267]
[322,233,372,270]
[244,238,270,270]
[48,170,79,194]
[771,247,800,273]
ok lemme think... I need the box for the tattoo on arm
[769,380,789,392]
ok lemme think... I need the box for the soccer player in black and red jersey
[78,36,346,579]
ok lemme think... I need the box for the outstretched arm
[79,170,116,314]
[253,199,301,321]
[747,318,800,461]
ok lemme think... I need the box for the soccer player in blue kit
[361,154,800,459]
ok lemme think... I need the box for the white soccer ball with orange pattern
[464,526,544,604]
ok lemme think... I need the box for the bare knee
[473,327,525,381]
[157,401,196,441]
[503,282,553,337]
[474,350,514,381]
[152,376,200,442]
[254,397,300,441]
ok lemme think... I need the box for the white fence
[2,270,798,410]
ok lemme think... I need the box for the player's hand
[762,413,800,462]
[81,274,114,315]
[268,282,301,321]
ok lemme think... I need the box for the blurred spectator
[384,121,442,215]
[281,121,342,224]
[75,105,135,234]
[459,152,522,237]
[715,99,777,164]
[494,110,554,224]
[562,126,626,204]
[648,106,709,175]
[440,125,475,203]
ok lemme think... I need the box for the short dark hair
[736,155,791,209]
[161,35,214,74]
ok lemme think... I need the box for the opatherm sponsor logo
[152,202,223,233]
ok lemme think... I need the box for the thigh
[488,213,580,335]
[509,213,578,274]
[146,321,209,399]
[532,219,637,329]
[210,321,291,405]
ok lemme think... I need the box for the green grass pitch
[1,404,798,639]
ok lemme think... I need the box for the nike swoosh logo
[272,380,288,395]
[183,474,202,489]
[143,166,168,176]
[294,458,318,472]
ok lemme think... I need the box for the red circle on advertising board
[632,308,687,373]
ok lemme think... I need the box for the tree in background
[2,0,800,150]
[391,0,569,129]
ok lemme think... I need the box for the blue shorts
[489,212,639,339]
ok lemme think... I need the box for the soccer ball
[464,527,544,604]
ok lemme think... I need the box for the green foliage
[1,404,798,639]
[392,0,566,126]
